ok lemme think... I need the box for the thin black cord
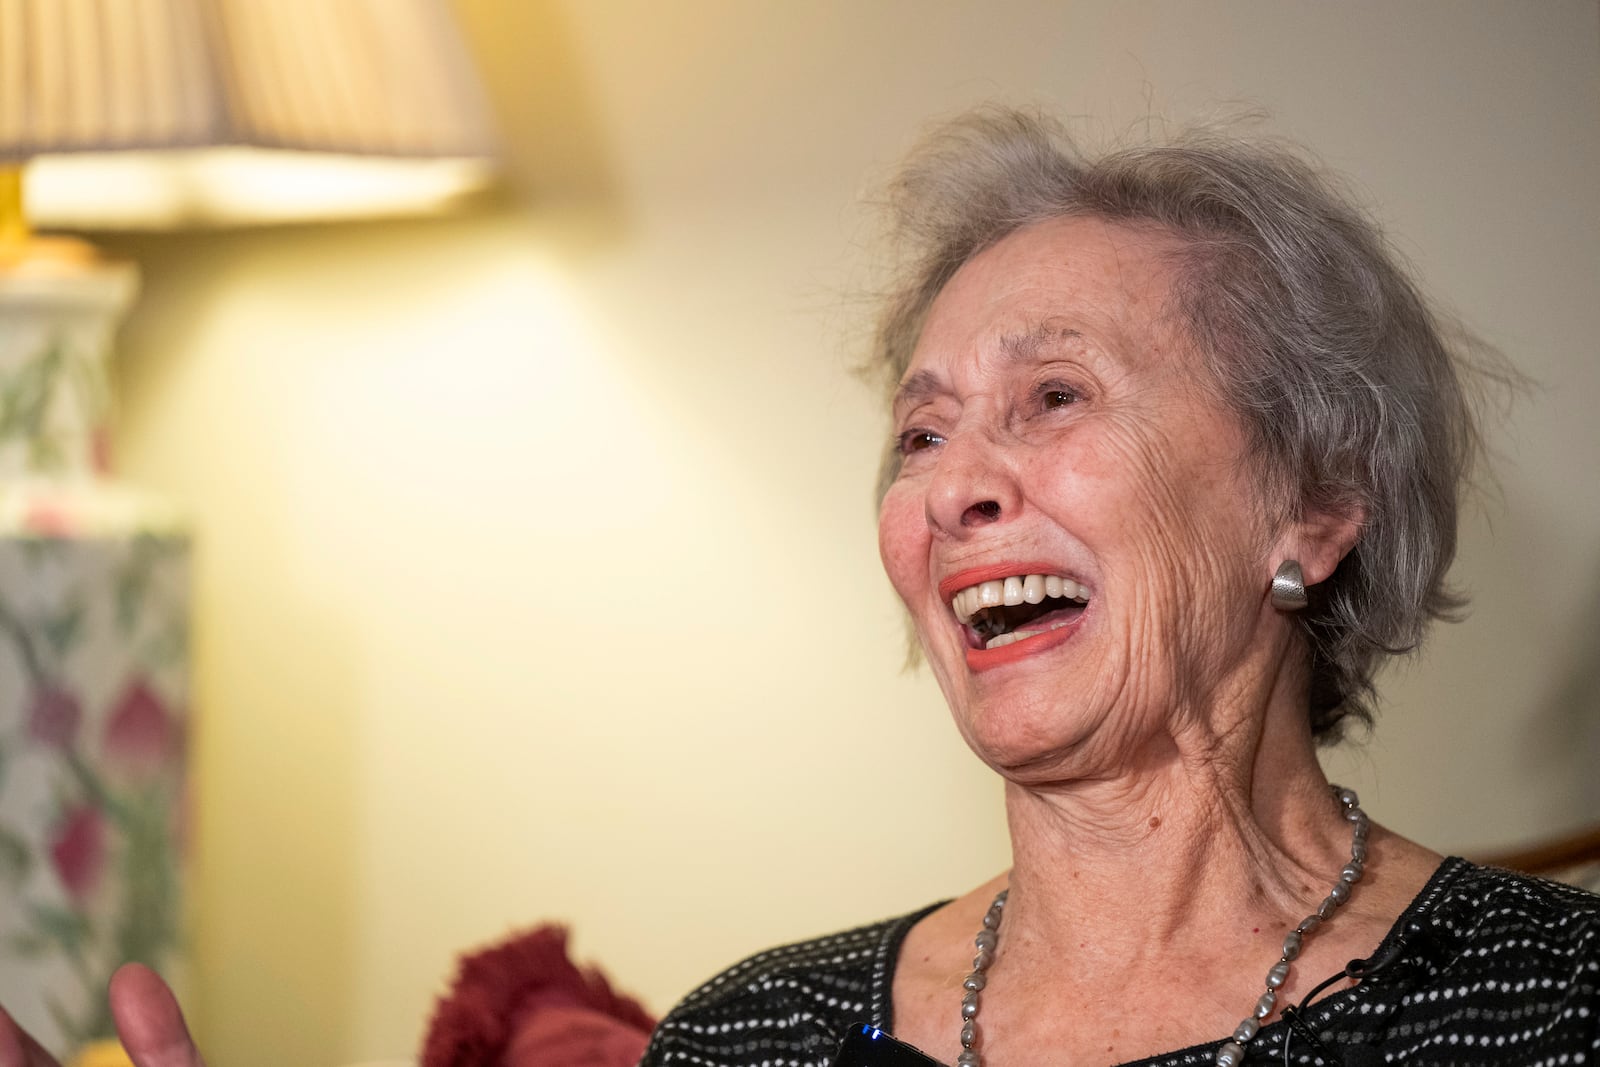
[1279,949,1400,1065]
[1276,927,1436,1065]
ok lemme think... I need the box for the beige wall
[101,2,1599,1064]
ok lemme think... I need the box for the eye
[1035,382,1082,410]
[896,428,945,456]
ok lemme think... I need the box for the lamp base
[0,510,191,1055]
[0,229,186,1059]
[0,234,105,274]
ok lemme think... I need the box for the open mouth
[950,574,1090,650]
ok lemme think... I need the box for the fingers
[0,966,202,1067]
[107,965,204,1067]
[0,1005,61,1067]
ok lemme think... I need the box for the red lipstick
[938,562,1073,602]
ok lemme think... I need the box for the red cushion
[504,1003,652,1067]
[421,925,656,1067]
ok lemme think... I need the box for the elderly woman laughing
[639,110,1599,1065]
[2,108,1595,1067]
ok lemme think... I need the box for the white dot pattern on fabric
[638,860,1599,1066]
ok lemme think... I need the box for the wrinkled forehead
[894,215,1199,405]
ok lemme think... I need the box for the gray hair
[869,107,1495,741]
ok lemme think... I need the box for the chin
[948,693,1105,783]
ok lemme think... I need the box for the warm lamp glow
[28,148,495,229]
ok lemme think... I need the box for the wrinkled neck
[997,646,1347,961]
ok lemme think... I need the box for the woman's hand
[0,964,204,1067]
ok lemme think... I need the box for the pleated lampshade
[0,0,497,228]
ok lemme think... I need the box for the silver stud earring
[1271,560,1308,612]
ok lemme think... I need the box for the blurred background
[11,1,1596,1064]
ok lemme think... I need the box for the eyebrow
[891,368,945,417]
[1001,321,1083,363]
[891,321,1085,416]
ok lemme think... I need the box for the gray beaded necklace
[955,785,1369,1067]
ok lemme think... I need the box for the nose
[924,428,1020,539]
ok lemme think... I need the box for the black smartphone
[830,1023,946,1067]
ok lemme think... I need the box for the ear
[1275,501,1365,588]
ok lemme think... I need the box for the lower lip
[964,614,1085,672]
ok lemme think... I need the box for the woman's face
[877,216,1289,779]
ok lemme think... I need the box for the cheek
[1023,424,1156,546]
[877,485,928,605]
[1078,422,1271,661]
[1067,416,1249,547]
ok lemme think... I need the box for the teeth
[950,572,1089,624]
[982,619,1076,651]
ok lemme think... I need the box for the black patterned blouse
[639,858,1599,1066]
